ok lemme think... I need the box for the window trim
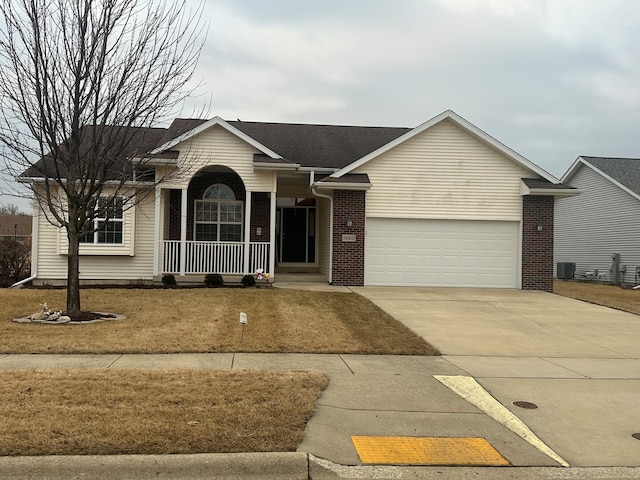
[194,185,243,242]
[80,197,125,245]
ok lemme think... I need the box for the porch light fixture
[536,221,545,231]
[346,217,353,227]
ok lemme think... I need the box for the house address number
[342,234,356,243]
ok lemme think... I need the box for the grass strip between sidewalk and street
[0,369,329,456]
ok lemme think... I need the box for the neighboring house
[22,110,578,291]
[555,156,640,284]
[0,213,32,246]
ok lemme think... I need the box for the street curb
[0,452,310,480]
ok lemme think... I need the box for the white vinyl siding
[365,218,519,287]
[167,124,274,192]
[36,194,155,281]
[555,165,640,282]
[59,201,135,256]
[353,119,531,220]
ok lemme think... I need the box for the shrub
[204,273,224,287]
[161,274,176,286]
[241,274,256,287]
[0,238,30,285]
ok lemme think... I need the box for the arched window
[203,184,235,200]
[194,184,243,242]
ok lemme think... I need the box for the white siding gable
[353,119,531,220]
[555,164,640,282]
[165,124,275,192]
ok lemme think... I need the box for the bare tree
[0,0,204,313]
[0,203,23,215]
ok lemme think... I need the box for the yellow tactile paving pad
[351,436,510,466]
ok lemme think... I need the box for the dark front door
[281,208,307,262]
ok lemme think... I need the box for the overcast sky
[189,0,640,176]
[3,0,640,210]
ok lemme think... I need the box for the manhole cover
[632,433,640,441]
[513,401,538,409]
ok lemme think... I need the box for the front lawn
[0,288,438,355]
[554,280,640,315]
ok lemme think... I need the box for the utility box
[557,262,575,280]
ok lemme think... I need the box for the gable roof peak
[331,109,560,184]
[566,156,640,198]
[150,116,282,159]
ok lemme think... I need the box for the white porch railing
[162,240,270,275]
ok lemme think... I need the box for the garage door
[365,218,519,287]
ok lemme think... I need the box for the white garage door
[365,218,519,287]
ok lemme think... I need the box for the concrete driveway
[352,287,640,467]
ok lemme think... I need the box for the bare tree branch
[0,0,206,312]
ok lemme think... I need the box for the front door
[278,202,316,264]
[281,208,307,262]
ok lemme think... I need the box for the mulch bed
[64,312,117,322]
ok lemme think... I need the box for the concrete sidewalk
[2,351,640,478]
[0,352,574,467]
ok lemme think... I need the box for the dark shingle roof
[21,118,411,179]
[159,118,208,145]
[228,121,410,169]
[21,125,168,179]
[581,156,640,195]
[316,173,371,184]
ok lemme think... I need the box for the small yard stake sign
[239,312,248,343]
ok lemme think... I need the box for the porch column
[179,187,187,276]
[243,190,252,274]
[269,190,276,276]
[153,187,161,276]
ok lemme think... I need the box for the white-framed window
[194,184,243,242]
[80,197,124,244]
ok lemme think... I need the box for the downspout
[11,275,36,288]
[311,180,333,284]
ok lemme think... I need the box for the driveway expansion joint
[337,354,355,374]
[106,354,123,369]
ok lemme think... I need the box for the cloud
[189,0,640,177]
[5,0,640,210]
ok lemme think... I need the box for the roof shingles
[229,121,410,169]
[581,156,640,196]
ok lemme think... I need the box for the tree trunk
[66,229,81,314]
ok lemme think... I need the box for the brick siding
[332,190,365,286]
[522,195,554,292]
[250,192,271,242]
[168,171,249,240]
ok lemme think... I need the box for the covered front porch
[152,166,331,281]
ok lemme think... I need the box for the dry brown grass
[554,280,640,315]
[0,369,328,456]
[0,288,437,355]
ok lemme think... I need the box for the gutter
[312,182,372,191]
